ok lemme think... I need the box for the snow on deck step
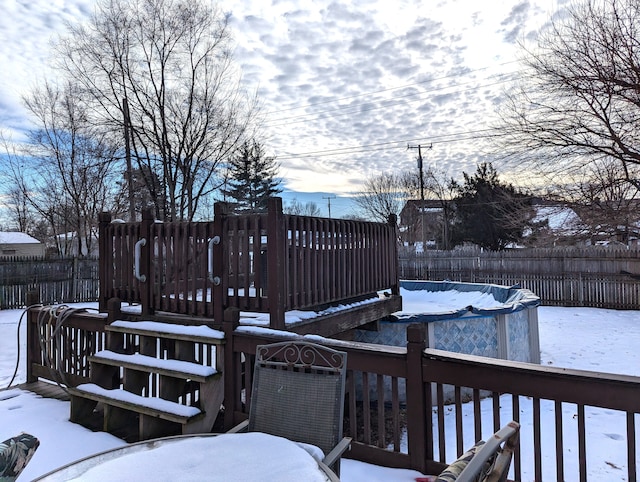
[107,320,225,343]
[90,350,218,380]
[70,383,202,420]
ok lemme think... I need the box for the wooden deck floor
[15,381,70,401]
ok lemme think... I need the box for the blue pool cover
[395,280,541,323]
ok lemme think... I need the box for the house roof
[400,199,450,221]
[401,199,448,211]
[533,206,583,234]
[0,232,41,244]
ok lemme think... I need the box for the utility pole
[408,144,432,252]
[123,98,136,222]
[323,195,336,218]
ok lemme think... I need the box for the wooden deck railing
[98,216,142,307]
[26,305,640,480]
[26,305,109,388]
[420,344,640,481]
[98,198,399,328]
[223,322,640,481]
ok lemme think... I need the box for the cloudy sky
[0,0,563,217]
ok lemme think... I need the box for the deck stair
[68,320,225,441]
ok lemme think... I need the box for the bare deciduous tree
[284,199,322,217]
[355,166,458,248]
[5,82,121,256]
[0,137,36,234]
[498,0,640,189]
[556,159,640,244]
[354,171,416,223]
[421,167,457,250]
[55,0,259,221]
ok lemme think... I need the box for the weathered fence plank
[3,245,639,311]
[0,256,99,309]
[399,246,640,309]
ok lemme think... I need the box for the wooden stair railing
[68,320,225,441]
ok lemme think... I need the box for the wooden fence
[27,305,640,480]
[4,245,640,311]
[0,256,99,309]
[399,246,640,309]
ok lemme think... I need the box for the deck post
[213,202,231,326]
[140,209,154,316]
[406,323,428,473]
[267,197,286,330]
[388,214,400,296]
[98,212,112,312]
[222,307,240,430]
[106,297,122,324]
[106,298,123,352]
[26,292,41,383]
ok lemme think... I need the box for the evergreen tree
[450,163,534,250]
[221,141,282,213]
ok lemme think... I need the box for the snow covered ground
[1,297,639,481]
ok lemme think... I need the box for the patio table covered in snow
[33,432,338,481]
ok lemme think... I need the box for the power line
[275,127,503,160]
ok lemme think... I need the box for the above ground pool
[354,280,541,403]
[356,280,541,364]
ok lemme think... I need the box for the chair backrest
[0,433,40,482]
[457,421,520,482]
[247,341,347,457]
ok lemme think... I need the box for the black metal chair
[230,341,351,476]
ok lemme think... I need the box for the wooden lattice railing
[98,198,399,328]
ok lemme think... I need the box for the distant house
[399,199,451,251]
[400,197,639,250]
[571,198,640,247]
[528,198,640,247]
[0,232,45,257]
[526,200,586,246]
[55,229,100,257]
[401,198,588,250]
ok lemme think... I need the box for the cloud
[500,1,532,43]
[0,0,558,202]
[0,0,94,138]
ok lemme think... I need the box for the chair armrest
[226,419,249,434]
[457,422,519,482]
[317,460,341,482]
[322,437,351,468]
